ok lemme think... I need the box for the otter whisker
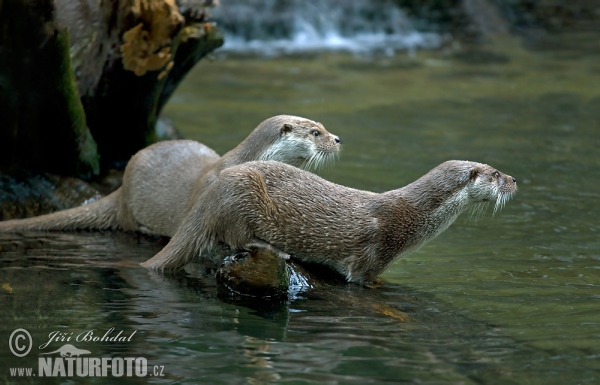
[301,152,317,171]
[309,151,336,172]
[321,151,336,171]
[325,150,339,167]
[317,152,326,170]
[493,195,501,216]
[493,192,513,216]
[309,152,323,171]
[304,153,318,170]
[468,202,488,221]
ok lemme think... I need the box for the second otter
[141,160,517,282]
[0,115,341,236]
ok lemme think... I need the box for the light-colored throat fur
[390,189,469,266]
[423,189,469,242]
[259,134,316,168]
[347,185,472,283]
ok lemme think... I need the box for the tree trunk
[0,0,223,176]
[0,1,99,177]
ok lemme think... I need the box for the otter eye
[492,171,500,178]
[312,131,320,137]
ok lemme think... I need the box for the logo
[9,329,32,357]
[39,344,91,357]
[7,328,165,378]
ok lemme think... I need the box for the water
[210,0,443,55]
[2,32,600,382]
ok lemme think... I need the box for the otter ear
[281,123,293,134]
[469,168,479,181]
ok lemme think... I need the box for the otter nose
[334,136,341,144]
[512,177,516,183]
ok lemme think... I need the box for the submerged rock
[216,246,350,299]
[217,248,290,299]
[213,246,412,323]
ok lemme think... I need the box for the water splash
[211,0,444,55]
[288,265,312,300]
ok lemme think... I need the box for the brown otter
[141,160,517,282]
[0,115,341,236]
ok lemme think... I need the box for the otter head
[259,116,342,171]
[465,162,518,214]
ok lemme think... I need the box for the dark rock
[0,172,100,221]
[217,248,290,298]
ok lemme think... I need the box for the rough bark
[74,0,224,168]
[0,0,223,176]
[0,1,99,177]
[0,0,222,218]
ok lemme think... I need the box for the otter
[0,115,341,236]
[140,160,517,282]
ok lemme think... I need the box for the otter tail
[140,207,213,270]
[0,190,121,233]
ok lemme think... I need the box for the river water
[1,32,599,383]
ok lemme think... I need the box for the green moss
[0,2,99,177]
[55,28,100,176]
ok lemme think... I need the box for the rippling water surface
[1,33,599,383]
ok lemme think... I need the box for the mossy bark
[158,25,225,114]
[0,1,99,177]
[82,25,224,168]
[0,0,223,176]
[0,0,222,218]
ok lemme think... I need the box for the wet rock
[216,247,354,299]
[0,173,100,221]
[216,248,290,299]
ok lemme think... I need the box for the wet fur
[0,115,341,236]
[142,160,517,282]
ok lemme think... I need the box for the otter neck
[392,176,471,244]
[399,171,470,214]
[217,137,274,172]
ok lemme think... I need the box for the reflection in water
[2,32,600,383]
[0,231,578,383]
[161,33,598,383]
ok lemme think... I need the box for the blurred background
[208,0,598,54]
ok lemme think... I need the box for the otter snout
[498,173,518,196]
[334,136,341,144]
[501,174,517,186]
